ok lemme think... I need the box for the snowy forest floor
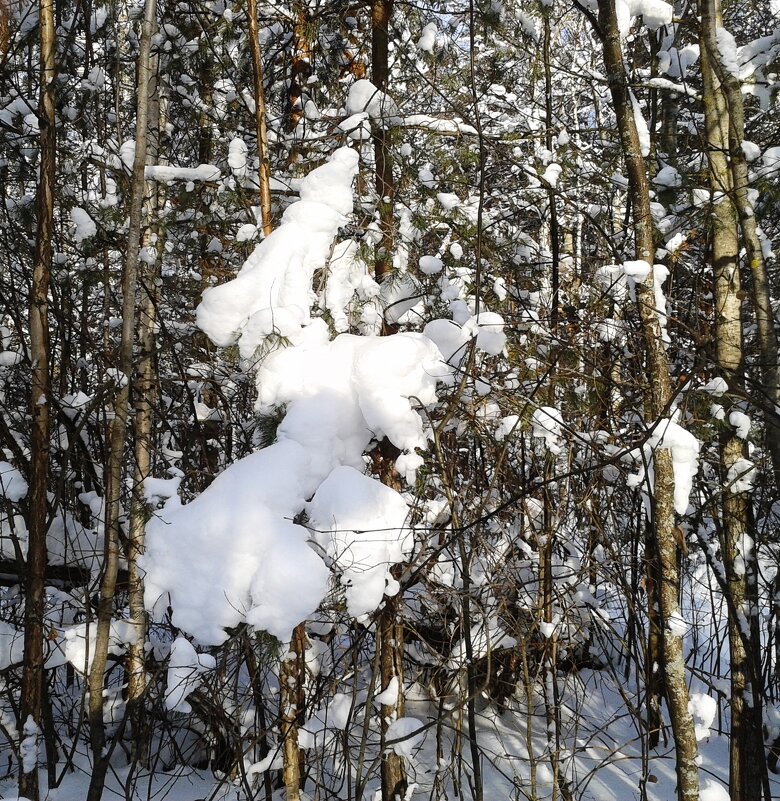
[3,668,778,801]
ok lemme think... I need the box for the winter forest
[4,0,780,800]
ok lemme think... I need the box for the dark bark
[19,0,56,795]
[371,0,394,284]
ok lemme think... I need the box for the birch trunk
[125,51,163,770]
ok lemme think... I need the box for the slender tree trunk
[705,10,780,488]
[368,7,406,797]
[280,623,307,801]
[287,2,312,136]
[379,590,407,801]
[247,0,273,235]
[0,0,8,60]
[699,3,768,798]
[598,4,699,800]
[125,51,162,770]
[372,0,394,283]
[86,1,158,798]
[19,0,56,796]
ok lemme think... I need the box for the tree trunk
[280,623,307,801]
[597,4,699,800]
[247,0,273,235]
[706,8,780,488]
[0,0,9,59]
[287,2,312,136]
[368,8,407,796]
[699,3,768,798]
[125,50,162,771]
[86,1,158,798]
[379,590,407,801]
[18,0,56,796]
[372,0,394,284]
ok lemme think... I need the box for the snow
[346,79,399,123]
[656,418,700,515]
[700,779,730,801]
[417,22,437,53]
[0,350,22,366]
[423,318,470,367]
[630,416,701,516]
[653,164,682,188]
[611,0,673,38]
[630,91,650,157]
[716,27,740,78]
[323,240,379,333]
[149,328,448,642]
[385,717,424,758]
[375,676,400,706]
[105,367,128,386]
[382,274,424,325]
[729,410,751,439]
[145,164,221,183]
[197,147,360,356]
[0,461,27,502]
[308,466,411,618]
[165,636,216,713]
[418,164,436,188]
[741,140,761,162]
[235,222,257,242]
[227,137,247,178]
[0,622,24,670]
[701,377,728,396]
[419,255,443,275]
[20,716,39,774]
[542,162,561,186]
[403,115,479,136]
[495,415,520,442]
[437,192,460,210]
[531,407,565,454]
[463,312,507,355]
[598,260,670,342]
[628,0,673,29]
[338,111,371,140]
[622,259,652,282]
[70,206,96,242]
[689,693,718,741]
[53,619,139,673]
[726,458,756,493]
[143,441,331,645]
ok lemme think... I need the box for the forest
[1,0,780,800]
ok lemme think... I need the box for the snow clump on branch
[144,145,455,649]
